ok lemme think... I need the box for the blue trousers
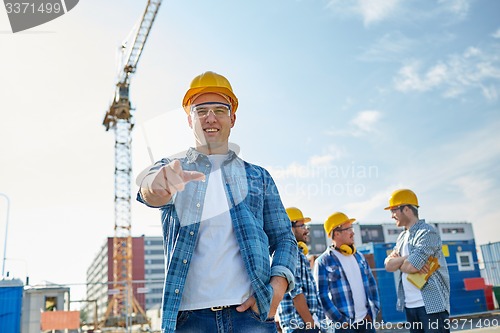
[404,306,450,333]
[175,306,277,333]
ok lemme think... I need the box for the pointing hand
[152,160,205,195]
[140,160,205,206]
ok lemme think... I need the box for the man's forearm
[269,276,288,316]
[385,256,405,272]
[139,171,172,207]
[400,260,419,273]
[292,293,315,325]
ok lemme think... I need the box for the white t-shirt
[179,154,252,310]
[332,249,368,323]
[401,231,425,308]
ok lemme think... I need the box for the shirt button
[189,231,194,236]
[175,289,179,294]
[202,179,206,182]
[196,203,200,208]
[183,259,187,264]
[206,164,210,167]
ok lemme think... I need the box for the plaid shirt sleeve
[406,227,441,270]
[261,167,297,291]
[289,252,304,298]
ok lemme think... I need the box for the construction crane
[102,0,162,328]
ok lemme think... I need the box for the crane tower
[102,0,162,327]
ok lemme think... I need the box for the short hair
[405,205,419,218]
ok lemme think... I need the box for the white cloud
[394,46,500,100]
[327,0,470,27]
[326,0,401,26]
[310,154,336,166]
[326,110,383,137]
[438,0,470,18]
[357,0,401,26]
[350,110,382,133]
[480,84,499,101]
[267,146,344,180]
[359,32,415,62]
[464,46,481,58]
[452,175,493,201]
[492,28,500,39]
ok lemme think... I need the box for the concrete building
[21,282,73,333]
[84,236,164,325]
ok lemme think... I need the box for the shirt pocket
[326,265,342,282]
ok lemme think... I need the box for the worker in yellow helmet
[137,71,296,333]
[314,212,379,333]
[384,189,450,333]
[277,207,325,333]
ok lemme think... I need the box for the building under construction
[84,236,164,328]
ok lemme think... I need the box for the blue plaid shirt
[278,250,325,332]
[314,247,379,324]
[137,148,297,333]
[392,219,450,314]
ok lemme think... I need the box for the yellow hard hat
[298,241,309,255]
[182,71,239,114]
[286,207,311,223]
[384,188,419,210]
[324,212,356,236]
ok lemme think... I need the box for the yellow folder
[407,256,440,289]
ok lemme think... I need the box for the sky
[1,0,499,304]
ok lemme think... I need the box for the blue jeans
[175,306,277,333]
[405,307,450,333]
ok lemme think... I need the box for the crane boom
[101,0,162,328]
[119,1,161,84]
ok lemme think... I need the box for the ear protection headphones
[334,244,356,256]
[298,241,309,255]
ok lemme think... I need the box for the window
[443,227,465,234]
[387,229,400,235]
[45,296,57,311]
[360,225,384,243]
[307,225,328,255]
[457,251,474,271]
[146,240,163,246]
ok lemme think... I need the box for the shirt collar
[186,147,238,164]
[408,219,426,233]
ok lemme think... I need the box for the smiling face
[188,93,236,155]
[390,205,416,229]
[292,220,310,243]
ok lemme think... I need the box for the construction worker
[384,189,450,333]
[314,212,379,333]
[277,207,325,333]
[136,71,297,333]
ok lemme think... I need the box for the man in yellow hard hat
[384,189,450,333]
[314,212,379,333]
[277,207,325,333]
[137,71,297,333]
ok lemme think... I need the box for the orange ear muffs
[335,244,356,256]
